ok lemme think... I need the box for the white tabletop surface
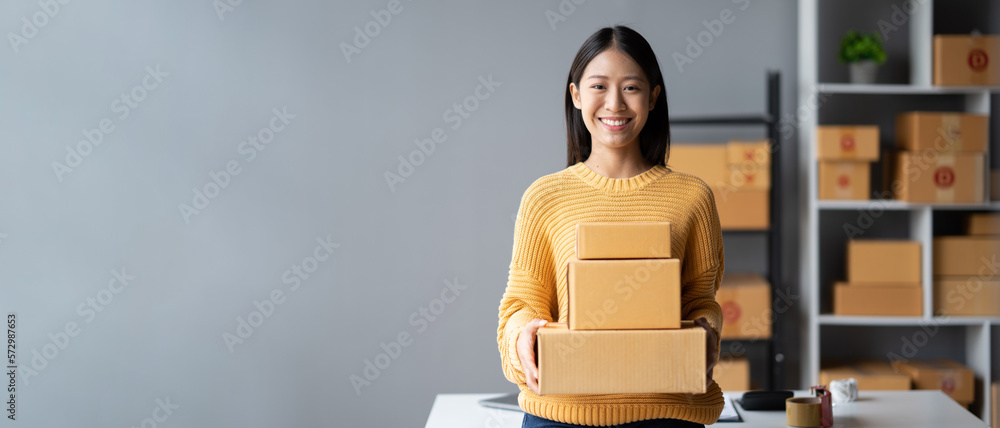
[424,390,989,428]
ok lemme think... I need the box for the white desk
[425,391,989,428]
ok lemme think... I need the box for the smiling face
[570,48,661,154]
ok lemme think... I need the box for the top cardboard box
[727,140,771,166]
[847,240,921,284]
[934,35,1000,86]
[895,112,988,152]
[669,144,728,187]
[816,126,880,161]
[576,222,671,259]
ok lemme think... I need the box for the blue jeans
[522,413,705,428]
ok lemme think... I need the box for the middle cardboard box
[567,257,681,330]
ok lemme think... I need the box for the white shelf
[817,315,999,326]
[799,0,995,424]
[816,83,1000,94]
[817,200,1000,211]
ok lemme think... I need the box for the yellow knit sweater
[497,162,725,426]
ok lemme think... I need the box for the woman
[497,26,725,427]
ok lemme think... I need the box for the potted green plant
[839,30,887,84]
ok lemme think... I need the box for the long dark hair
[565,26,670,167]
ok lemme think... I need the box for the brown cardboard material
[819,361,912,390]
[713,357,750,391]
[816,126,880,161]
[892,151,985,203]
[669,144,728,187]
[567,258,680,330]
[966,213,1000,235]
[933,278,1000,316]
[833,283,922,316]
[933,236,1000,276]
[717,273,771,340]
[895,360,975,405]
[536,322,706,395]
[895,112,988,152]
[714,188,769,230]
[819,161,870,200]
[726,165,771,190]
[934,35,1000,86]
[726,140,771,166]
[575,222,672,260]
[846,240,921,284]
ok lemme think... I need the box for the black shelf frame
[669,71,784,390]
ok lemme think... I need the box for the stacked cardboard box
[895,360,975,407]
[933,217,1000,316]
[536,222,707,395]
[716,273,771,340]
[819,360,912,391]
[891,112,988,203]
[934,35,1000,86]
[669,140,770,230]
[816,126,879,200]
[834,240,922,316]
[713,357,750,391]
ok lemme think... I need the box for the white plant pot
[849,61,879,84]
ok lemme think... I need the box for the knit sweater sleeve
[497,182,557,385]
[681,181,725,344]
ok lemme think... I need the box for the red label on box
[838,174,850,188]
[722,301,741,323]
[840,134,855,151]
[942,377,956,394]
[969,49,989,72]
[934,166,955,188]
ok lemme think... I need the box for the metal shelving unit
[670,71,785,390]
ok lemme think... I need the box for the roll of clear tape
[829,378,858,404]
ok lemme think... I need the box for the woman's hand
[693,317,718,386]
[516,319,548,394]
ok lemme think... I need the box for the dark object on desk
[478,393,522,412]
[740,390,794,410]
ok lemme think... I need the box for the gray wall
[0,1,799,427]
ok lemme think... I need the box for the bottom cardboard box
[895,360,975,405]
[934,278,1000,316]
[819,360,911,391]
[714,188,768,230]
[536,322,706,395]
[892,151,984,203]
[717,273,771,340]
[713,357,749,391]
[819,161,870,200]
[833,283,922,316]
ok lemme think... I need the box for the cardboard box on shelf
[894,360,975,405]
[669,144,728,187]
[895,112,988,152]
[819,360,912,391]
[933,278,1000,316]
[576,222,672,260]
[933,35,1000,86]
[717,273,771,340]
[726,140,771,166]
[846,240,921,284]
[833,283,922,316]
[536,322,706,395]
[818,161,870,200]
[891,151,985,203]
[567,258,680,330]
[965,213,1000,235]
[816,126,879,161]
[726,164,770,190]
[933,236,1000,276]
[714,189,769,230]
[714,357,750,391]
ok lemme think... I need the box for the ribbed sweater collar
[569,162,669,193]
